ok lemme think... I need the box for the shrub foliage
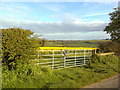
[99,41,120,55]
[2,28,39,69]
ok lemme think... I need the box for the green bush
[99,41,120,55]
[1,28,40,69]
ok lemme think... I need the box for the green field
[45,40,110,47]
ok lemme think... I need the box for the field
[45,40,110,47]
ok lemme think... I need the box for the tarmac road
[83,74,120,88]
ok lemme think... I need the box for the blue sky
[1,1,119,40]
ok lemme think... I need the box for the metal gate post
[52,50,54,69]
[38,50,39,59]
[95,49,96,54]
[64,51,66,67]
[75,49,76,66]
[84,50,86,65]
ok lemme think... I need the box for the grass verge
[2,55,120,88]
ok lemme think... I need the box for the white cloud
[1,2,110,40]
[1,3,31,14]
[42,4,65,11]
[1,17,108,40]
[1,3,36,21]
[50,13,84,22]
[83,13,108,17]
[43,31,110,40]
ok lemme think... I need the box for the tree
[104,7,120,43]
[31,34,48,47]
[103,7,120,55]
[41,39,48,47]
[1,28,39,69]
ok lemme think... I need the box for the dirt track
[83,74,120,88]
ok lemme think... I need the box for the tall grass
[2,55,119,88]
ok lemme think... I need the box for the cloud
[42,4,65,11]
[83,13,108,17]
[50,13,85,23]
[1,3,31,14]
[1,3,35,20]
[1,17,108,40]
[44,31,110,40]
[1,2,110,40]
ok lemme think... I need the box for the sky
[1,0,119,40]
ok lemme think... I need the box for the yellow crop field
[37,47,98,50]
